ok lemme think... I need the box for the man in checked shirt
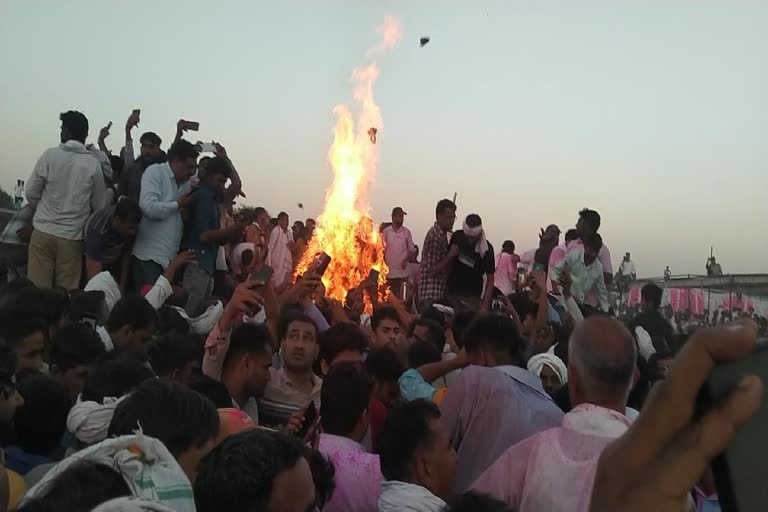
[417,199,457,309]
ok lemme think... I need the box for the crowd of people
[0,109,763,512]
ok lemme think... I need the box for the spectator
[378,400,456,512]
[259,313,321,428]
[440,314,563,491]
[6,375,71,476]
[219,323,274,421]
[26,111,106,290]
[0,311,46,372]
[493,240,520,297]
[366,346,405,410]
[552,233,609,311]
[145,334,203,385]
[318,362,382,512]
[131,139,198,291]
[383,207,416,299]
[84,198,142,286]
[419,199,457,307]
[49,324,106,401]
[117,124,165,203]
[569,208,613,286]
[181,157,242,316]
[628,283,673,354]
[107,379,219,482]
[371,306,406,352]
[409,318,447,354]
[706,256,723,277]
[472,317,637,512]
[446,214,496,312]
[526,353,568,396]
[102,296,157,351]
[265,211,294,292]
[317,322,368,376]
[194,429,316,512]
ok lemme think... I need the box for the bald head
[568,316,637,408]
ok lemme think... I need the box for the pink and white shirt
[383,225,414,280]
[494,252,520,296]
[472,404,631,512]
[318,433,382,512]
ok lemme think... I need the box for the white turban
[67,395,127,445]
[527,353,568,386]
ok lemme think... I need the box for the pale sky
[1,0,766,277]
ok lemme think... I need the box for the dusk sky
[1,1,766,277]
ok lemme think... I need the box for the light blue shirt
[132,163,182,267]
[552,247,609,311]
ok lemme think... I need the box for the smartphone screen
[312,252,332,277]
[185,121,200,131]
[199,142,215,153]
[697,338,768,511]
[297,402,318,439]
[250,265,273,285]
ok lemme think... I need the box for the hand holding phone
[297,402,318,440]
[311,252,332,277]
[249,265,273,289]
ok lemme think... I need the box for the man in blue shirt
[182,157,243,316]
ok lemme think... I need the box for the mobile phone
[311,252,332,277]
[297,402,318,439]
[697,338,768,511]
[249,265,273,286]
[199,142,215,153]
[532,263,545,273]
[132,108,141,117]
[184,120,200,131]
[367,268,380,283]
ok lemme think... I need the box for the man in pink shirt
[383,207,416,299]
[493,240,520,296]
[318,362,382,512]
[471,316,637,512]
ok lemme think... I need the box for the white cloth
[265,227,293,288]
[97,326,114,351]
[527,353,568,385]
[635,326,656,361]
[169,301,224,335]
[230,242,256,276]
[462,222,488,257]
[552,248,609,311]
[92,498,175,512]
[66,395,127,445]
[132,163,183,267]
[21,434,195,512]
[26,140,107,240]
[85,271,174,312]
[621,260,636,276]
[378,481,446,512]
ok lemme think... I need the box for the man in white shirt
[26,111,106,290]
[265,211,294,292]
[569,208,613,286]
[618,252,636,294]
[383,207,415,299]
[553,233,609,311]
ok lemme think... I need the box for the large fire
[296,16,402,307]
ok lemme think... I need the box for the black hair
[240,249,255,269]
[81,354,155,403]
[578,208,602,232]
[60,111,88,143]
[253,206,267,218]
[465,213,482,228]
[371,306,403,331]
[435,199,457,217]
[16,461,130,512]
[15,374,71,455]
[303,446,336,510]
[463,313,523,363]
[277,312,318,343]
[106,295,158,334]
[378,400,441,480]
[365,346,405,384]
[194,429,305,512]
[204,157,232,179]
[114,197,142,224]
[145,334,203,379]
[49,324,106,372]
[501,240,515,253]
[408,318,446,353]
[420,306,447,328]
[0,310,46,347]
[109,154,124,176]
[224,323,273,370]
[444,491,515,512]
[108,379,219,458]
[199,155,212,165]
[139,132,162,146]
[408,339,442,369]
[564,228,579,243]
[318,323,368,366]
[451,310,478,349]
[156,306,190,336]
[583,232,603,253]
[0,344,17,393]
[641,283,664,310]
[68,290,105,324]
[320,362,369,436]
[167,139,199,162]
[277,211,289,220]
[507,293,537,321]
[188,375,233,409]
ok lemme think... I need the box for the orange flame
[296,16,402,309]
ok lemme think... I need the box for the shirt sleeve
[399,369,437,402]
[144,275,173,309]
[599,246,612,276]
[26,150,49,208]
[90,164,107,212]
[303,301,330,333]
[203,322,231,381]
[595,263,610,311]
[139,167,178,220]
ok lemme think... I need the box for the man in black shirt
[628,283,673,353]
[446,213,495,312]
